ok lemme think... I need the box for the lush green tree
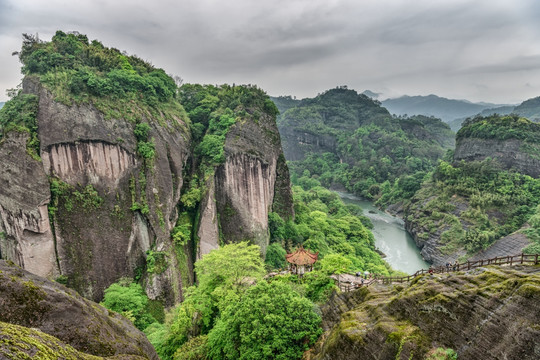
[318,253,352,284]
[265,242,288,270]
[159,242,265,360]
[206,281,322,360]
[101,279,157,331]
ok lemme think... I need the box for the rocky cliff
[306,265,540,360]
[0,260,158,359]
[454,114,540,177]
[403,115,540,266]
[454,137,540,178]
[0,32,293,305]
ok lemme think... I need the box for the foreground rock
[306,265,540,360]
[0,260,158,359]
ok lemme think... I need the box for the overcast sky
[1,0,540,103]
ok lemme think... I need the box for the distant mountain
[0,102,4,109]
[269,95,301,115]
[447,105,515,132]
[513,96,540,122]
[382,94,509,123]
[361,90,381,99]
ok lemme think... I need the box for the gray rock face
[1,76,191,303]
[0,260,158,359]
[470,229,531,261]
[279,129,337,161]
[0,132,56,278]
[454,137,540,178]
[210,111,293,256]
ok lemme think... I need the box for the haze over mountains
[380,94,513,123]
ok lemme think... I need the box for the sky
[1,0,540,104]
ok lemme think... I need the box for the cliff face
[0,76,293,304]
[307,266,540,360]
[5,76,190,303]
[0,260,158,359]
[454,137,540,178]
[195,109,294,258]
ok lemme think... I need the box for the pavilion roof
[285,246,318,265]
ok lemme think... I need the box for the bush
[101,279,157,331]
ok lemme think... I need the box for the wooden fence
[339,253,539,291]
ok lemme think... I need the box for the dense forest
[274,88,455,207]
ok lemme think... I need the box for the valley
[0,30,539,360]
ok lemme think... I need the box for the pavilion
[286,246,318,275]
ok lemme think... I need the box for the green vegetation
[0,92,40,160]
[406,159,540,254]
[48,178,103,218]
[178,83,275,172]
[0,321,100,360]
[425,348,458,360]
[207,281,322,360]
[277,88,454,206]
[457,114,540,143]
[521,205,540,254]
[143,242,322,360]
[100,278,160,331]
[268,184,391,276]
[17,31,187,126]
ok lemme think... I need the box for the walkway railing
[339,253,539,291]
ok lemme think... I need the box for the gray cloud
[1,0,540,104]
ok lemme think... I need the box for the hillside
[276,87,455,206]
[382,94,506,123]
[404,115,540,265]
[307,265,540,360]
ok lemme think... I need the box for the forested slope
[274,87,455,206]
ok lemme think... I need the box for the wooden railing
[339,253,539,291]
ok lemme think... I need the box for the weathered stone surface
[0,76,191,304]
[0,131,56,278]
[0,260,158,359]
[454,137,540,178]
[307,266,540,360]
[210,110,293,256]
[0,321,148,360]
[197,179,219,259]
[471,229,531,261]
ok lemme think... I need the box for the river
[337,192,429,274]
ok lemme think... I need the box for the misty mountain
[382,94,508,123]
[361,90,381,99]
[513,96,540,122]
[0,102,4,109]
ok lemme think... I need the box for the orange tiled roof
[285,246,318,265]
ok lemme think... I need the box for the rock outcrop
[0,77,293,305]
[306,266,540,360]
[0,260,158,359]
[454,137,540,178]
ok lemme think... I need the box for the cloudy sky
[1,0,539,103]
